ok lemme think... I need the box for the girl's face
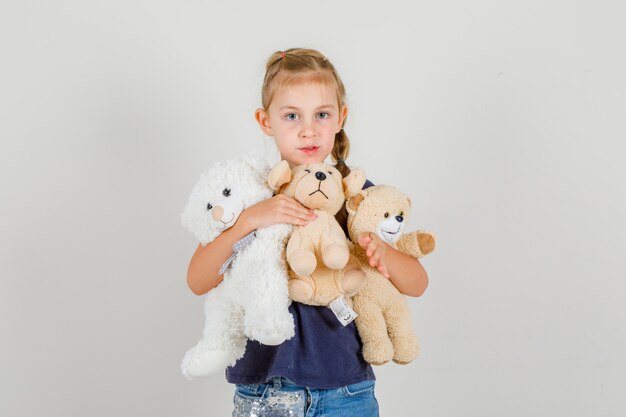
[255,81,347,167]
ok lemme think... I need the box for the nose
[211,206,224,221]
[315,171,326,181]
[395,215,403,223]
[299,118,316,138]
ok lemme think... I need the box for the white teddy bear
[180,152,294,379]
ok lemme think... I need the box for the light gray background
[1,1,625,416]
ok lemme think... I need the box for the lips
[299,146,319,155]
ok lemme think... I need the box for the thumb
[358,232,372,245]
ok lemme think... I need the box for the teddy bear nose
[211,206,224,221]
[315,171,326,181]
[395,215,404,223]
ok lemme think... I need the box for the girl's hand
[240,194,317,230]
[357,232,390,278]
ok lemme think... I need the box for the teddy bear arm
[396,231,436,259]
[395,232,422,258]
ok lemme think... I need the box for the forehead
[269,76,339,112]
[364,188,409,210]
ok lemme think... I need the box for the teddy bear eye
[222,188,231,197]
[207,203,213,210]
[400,211,404,216]
[305,169,311,173]
[384,212,389,218]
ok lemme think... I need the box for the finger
[379,263,390,278]
[279,212,311,226]
[358,237,371,250]
[366,240,379,258]
[358,232,372,244]
[371,250,383,266]
[368,250,381,267]
[285,196,317,213]
[281,204,316,222]
[290,216,311,226]
[286,200,317,219]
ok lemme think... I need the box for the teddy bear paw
[362,337,394,366]
[288,279,315,304]
[247,314,295,346]
[321,244,349,270]
[181,346,234,379]
[417,231,436,256]
[289,250,317,276]
[392,333,420,364]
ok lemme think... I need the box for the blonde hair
[260,47,354,235]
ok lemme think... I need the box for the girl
[186,48,429,417]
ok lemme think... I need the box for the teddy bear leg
[244,289,295,346]
[353,296,394,365]
[288,250,317,277]
[287,234,317,276]
[288,278,315,304]
[246,308,295,346]
[338,255,366,295]
[385,298,420,364]
[181,294,247,378]
[182,340,244,379]
[321,243,350,270]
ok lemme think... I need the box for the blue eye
[318,112,330,119]
[286,113,299,121]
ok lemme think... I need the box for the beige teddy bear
[268,161,367,306]
[346,185,436,365]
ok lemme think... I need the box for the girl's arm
[381,245,429,297]
[357,233,428,297]
[186,215,254,295]
[186,195,317,295]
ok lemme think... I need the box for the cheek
[273,121,290,134]
[320,120,338,131]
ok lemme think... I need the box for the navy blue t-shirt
[225,179,375,389]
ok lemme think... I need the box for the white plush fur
[180,152,294,379]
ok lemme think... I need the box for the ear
[342,167,366,198]
[346,193,364,216]
[336,105,348,133]
[267,160,292,191]
[406,196,412,209]
[255,108,273,136]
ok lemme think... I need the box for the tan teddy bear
[268,160,367,306]
[346,185,436,365]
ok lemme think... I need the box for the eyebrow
[279,105,336,111]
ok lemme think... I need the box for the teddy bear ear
[346,193,365,215]
[406,196,412,208]
[267,160,292,191]
[342,167,366,198]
